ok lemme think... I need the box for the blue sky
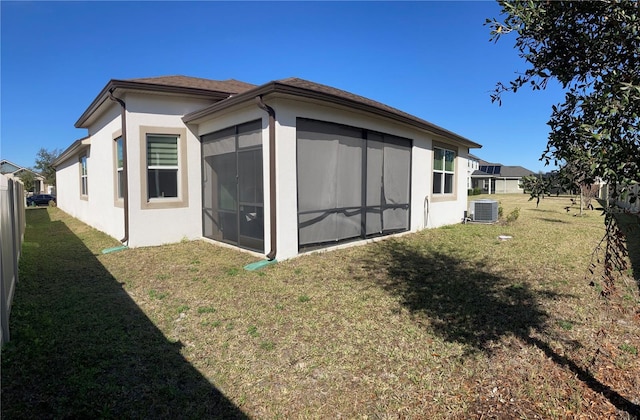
[1,1,565,172]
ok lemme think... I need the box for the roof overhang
[184,81,482,150]
[13,168,44,179]
[75,79,234,129]
[53,136,91,168]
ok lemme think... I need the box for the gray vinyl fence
[1,175,26,344]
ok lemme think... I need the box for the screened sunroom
[296,118,412,250]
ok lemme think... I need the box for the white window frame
[79,154,88,199]
[433,146,455,195]
[115,136,124,200]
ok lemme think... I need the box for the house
[470,159,534,194]
[54,76,481,260]
[0,160,49,195]
[467,153,480,190]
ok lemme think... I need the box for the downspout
[255,96,276,260]
[108,90,130,244]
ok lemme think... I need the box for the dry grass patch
[2,195,639,418]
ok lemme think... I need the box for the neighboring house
[0,160,49,195]
[467,153,480,190]
[54,75,481,260]
[470,159,535,194]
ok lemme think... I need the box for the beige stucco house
[54,76,481,260]
[470,159,535,194]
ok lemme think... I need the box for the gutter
[184,80,481,150]
[255,96,277,260]
[108,90,130,244]
[52,136,91,168]
[76,79,232,128]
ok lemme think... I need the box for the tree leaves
[34,148,61,186]
[490,0,640,294]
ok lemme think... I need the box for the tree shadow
[538,217,570,224]
[359,239,550,354]
[1,209,248,419]
[358,238,640,416]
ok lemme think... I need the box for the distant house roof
[472,160,534,178]
[184,77,482,149]
[0,160,22,174]
[0,159,44,179]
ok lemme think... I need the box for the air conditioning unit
[470,199,499,223]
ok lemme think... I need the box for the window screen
[202,120,264,252]
[297,118,411,249]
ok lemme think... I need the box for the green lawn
[2,195,639,418]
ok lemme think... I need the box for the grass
[2,195,639,419]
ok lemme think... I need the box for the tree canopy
[488,0,639,202]
[34,148,60,186]
[17,170,36,193]
[488,1,640,295]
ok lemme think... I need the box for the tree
[17,170,36,193]
[34,148,61,186]
[488,1,640,295]
[520,173,550,208]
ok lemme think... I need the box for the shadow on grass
[360,238,640,417]
[1,208,247,419]
[538,218,570,224]
[360,239,549,353]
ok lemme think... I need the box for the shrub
[507,207,520,223]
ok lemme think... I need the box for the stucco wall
[494,178,524,194]
[197,96,472,260]
[57,92,216,247]
[124,93,215,247]
[58,89,474,259]
[56,105,124,240]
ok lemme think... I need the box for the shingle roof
[500,166,535,177]
[75,75,481,149]
[0,160,22,174]
[75,76,257,128]
[184,77,482,149]
[277,77,439,128]
[126,76,256,95]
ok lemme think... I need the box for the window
[115,136,124,200]
[147,135,178,199]
[79,154,88,197]
[139,126,188,209]
[433,146,455,195]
